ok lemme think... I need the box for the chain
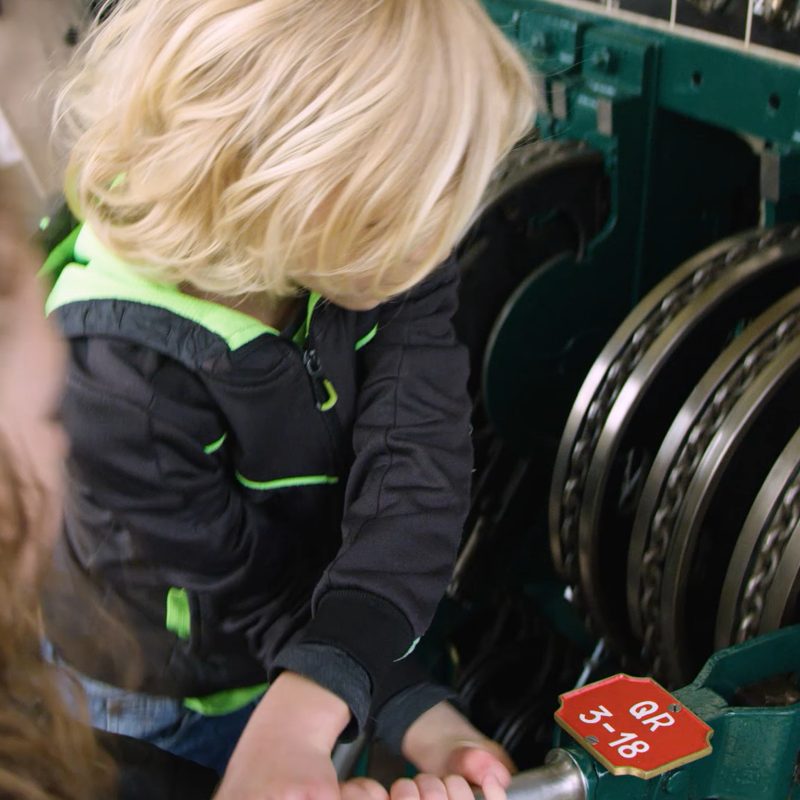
[736,466,800,642]
[555,229,774,587]
[637,246,800,676]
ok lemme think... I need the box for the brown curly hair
[0,196,115,800]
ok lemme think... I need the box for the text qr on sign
[555,674,713,779]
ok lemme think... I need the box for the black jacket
[42,224,471,738]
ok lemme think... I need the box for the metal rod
[744,0,757,46]
[332,733,370,781]
[474,751,587,800]
[574,640,607,690]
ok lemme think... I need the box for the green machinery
[423,1,800,796]
[484,626,800,800]
[477,0,800,453]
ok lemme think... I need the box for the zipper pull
[304,349,329,408]
[304,348,322,377]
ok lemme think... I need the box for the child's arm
[270,256,472,734]
[214,671,349,800]
[216,678,513,800]
[216,259,472,798]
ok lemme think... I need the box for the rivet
[592,47,614,72]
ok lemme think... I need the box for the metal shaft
[474,751,587,800]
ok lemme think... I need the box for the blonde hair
[56,0,535,301]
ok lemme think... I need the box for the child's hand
[340,778,391,800]
[388,775,479,800]
[340,700,515,800]
[214,671,351,800]
[401,701,515,800]
[341,774,486,800]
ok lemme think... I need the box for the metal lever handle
[474,751,587,800]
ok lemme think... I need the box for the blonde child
[43,2,535,799]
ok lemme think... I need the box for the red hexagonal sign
[555,674,713,779]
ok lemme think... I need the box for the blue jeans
[43,643,259,776]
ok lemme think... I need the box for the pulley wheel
[482,250,581,449]
[554,225,800,656]
[593,231,800,659]
[659,325,800,685]
[716,421,800,649]
[629,279,800,674]
[550,228,784,586]
[455,139,606,399]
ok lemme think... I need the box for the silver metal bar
[574,640,607,690]
[332,733,370,781]
[744,0,757,46]
[474,751,588,800]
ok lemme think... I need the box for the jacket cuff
[370,653,431,711]
[270,642,370,741]
[374,684,457,756]
[304,590,417,694]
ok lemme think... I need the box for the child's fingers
[389,778,422,800]
[413,774,449,800]
[480,773,508,800]
[447,746,513,788]
[443,775,474,800]
[340,778,389,800]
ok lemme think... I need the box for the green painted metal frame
[480,0,798,452]
[487,0,800,148]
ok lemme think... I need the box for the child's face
[0,214,67,585]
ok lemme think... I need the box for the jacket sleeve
[274,258,473,720]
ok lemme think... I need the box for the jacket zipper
[303,309,347,475]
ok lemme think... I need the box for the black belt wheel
[716,421,800,649]
[550,226,800,654]
[454,138,606,399]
